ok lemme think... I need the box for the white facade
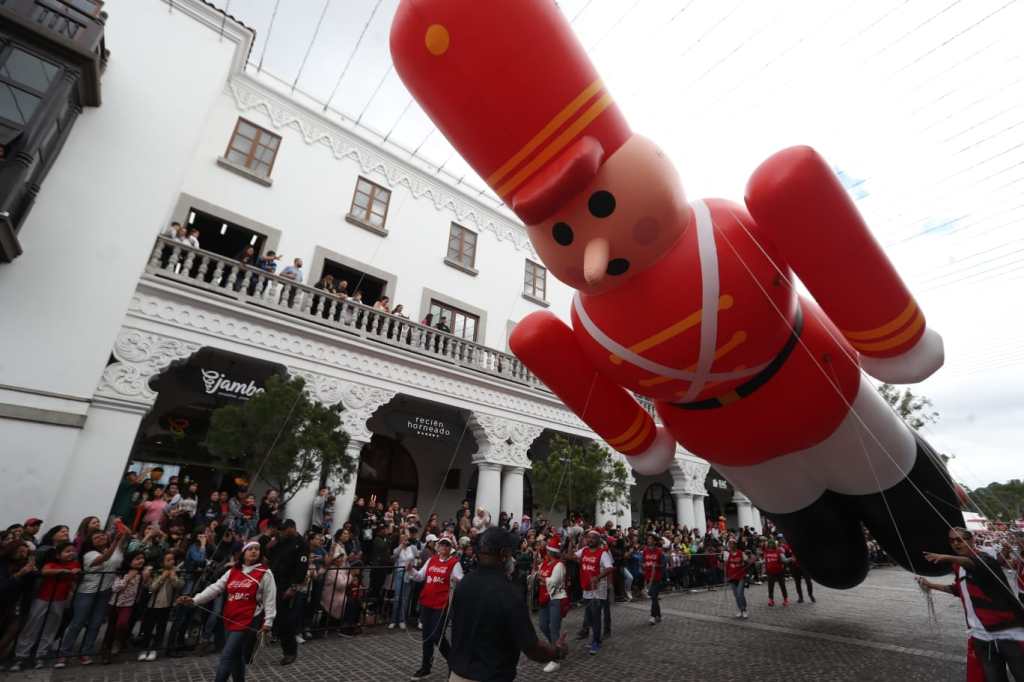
[0,0,732,533]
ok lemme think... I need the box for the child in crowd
[136,550,184,661]
[99,551,150,663]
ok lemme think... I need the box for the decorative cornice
[227,76,537,256]
[96,330,199,404]
[293,369,396,443]
[126,283,590,435]
[468,413,544,468]
[670,455,711,497]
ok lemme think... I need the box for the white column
[733,492,754,531]
[475,462,503,520]
[500,466,525,523]
[672,488,696,530]
[288,478,321,534]
[692,494,708,536]
[752,507,763,531]
[619,485,634,529]
[46,402,146,526]
[332,439,366,527]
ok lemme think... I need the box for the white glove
[625,426,676,476]
[859,328,944,384]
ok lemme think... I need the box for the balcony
[144,237,546,390]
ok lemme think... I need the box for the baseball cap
[437,536,454,547]
[24,518,43,527]
[424,534,439,543]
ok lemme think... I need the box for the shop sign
[200,369,265,400]
[407,416,452,439]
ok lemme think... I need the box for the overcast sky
[210,0,1023,491]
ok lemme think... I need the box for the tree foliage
[966,479,1024,521]
[206,375,353,505]
[531,434,630,521]
[877,383,939,430]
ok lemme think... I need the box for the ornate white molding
[468,414,544,468]
[127,285,589,434]
[96,330,200,404]
[670,454,711,497]
[227,76,536,256]
[293,369,396,443]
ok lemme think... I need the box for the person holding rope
[448,528,568,681]
[643,531,667,625]
[726,539,755,619]
[575,528,614,655]
[534,535,568,673]
[409,535,462,680]
[177,540,276,682]
[917,527,1024,681]
[764,540,790,607]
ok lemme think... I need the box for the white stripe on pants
[16,599,68,660]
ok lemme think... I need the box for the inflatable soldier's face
[525,135,691,296]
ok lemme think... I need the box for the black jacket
[266,535,308,590]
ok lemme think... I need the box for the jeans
[391,570,407,625]
[214,630,253,682]
[972,638,1024,682]
[202,595,225,645]
[648,581,662,619]
[622,568,633,596]
[16,599,67,660]
[59,589,109,657]
[538,600,562,645]
[419,606,450,671]
[730,580,747,612]
[585,599,605,645]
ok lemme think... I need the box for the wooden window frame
[223,117,281,178]
[428,299,480,343]
[524,259,547,302]
[445,222,477,272]
[348,176,392,231]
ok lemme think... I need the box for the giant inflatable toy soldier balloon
[391,0,962,588]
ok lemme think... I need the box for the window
[0,45,60,126]
[349,177,391,229]
[429,299,479,342]
[524,259,547,301]
[446,223,477,270]
[223,118,280,178]
[642,483,676,523]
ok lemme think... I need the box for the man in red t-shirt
[764,540,790,606]
[642,532,666,625]
[410,536,463,679]
[575,529,614,655]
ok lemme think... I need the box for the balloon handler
[390,0,963,588]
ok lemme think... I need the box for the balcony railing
[144,237,545,389]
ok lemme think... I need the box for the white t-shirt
[78,548,124,593]
[575,547,614,600]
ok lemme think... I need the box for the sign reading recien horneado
[407,416,452,439]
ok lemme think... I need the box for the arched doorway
[641,483,675,523]
[355,435,419,509]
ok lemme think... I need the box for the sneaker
[296,634,306,643]
[741,611,749,619]
[54,658,67,669]
[147,650,158,662]
[399,622,407,630]
[7,661,22,672]
[280,655,296,666]
[783,599,790,607]
[34,660,45,669]
[735,611,744,619]
[768,599,775,607]
[138,651,149,662]
[79,656,93,666]
[797,598,804,604]
[418,622,423,630]
[589,642,600,656]
[648,616,656,625]
[411,667,431,679]
[625,593,633,602]
[387,623,396,630]
[810,595,816,603]
[543,661,561,673]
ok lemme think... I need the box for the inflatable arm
[509,311,675,475]
[744,146,943,384]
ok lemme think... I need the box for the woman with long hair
[320,551,350,634]
[179,541,276,682]
[72,517,101,554]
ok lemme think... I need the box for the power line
[256,0,280,73]
[382,97,416,144]
[570,0,593,24]
[292,0,331,94]
[588,0,643,54]
[324,0,384,112]
[356,64,394,125]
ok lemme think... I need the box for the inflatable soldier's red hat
[390,0,631,225]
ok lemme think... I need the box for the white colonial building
[0,0,760,534]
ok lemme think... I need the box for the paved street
[13,567,967,682]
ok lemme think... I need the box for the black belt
[671,304,804,411]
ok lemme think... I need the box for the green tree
[877,383,939,430]
[531,434,630,521]
[206,375,353,505]
[967,479,1024,521]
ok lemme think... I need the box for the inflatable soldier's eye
[607,258,630,276]
[588,190,616,218]
[552,222,574,246]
